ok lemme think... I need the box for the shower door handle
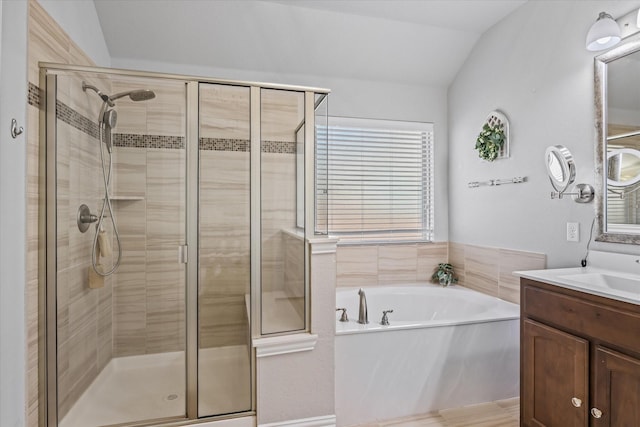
[178,245,188,264]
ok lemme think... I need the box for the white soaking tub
[335,284,520,427]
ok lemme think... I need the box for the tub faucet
[357,288,368,324]
[381,309,393,326]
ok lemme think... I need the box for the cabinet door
[593,346,640,426]
[522,319,589,427]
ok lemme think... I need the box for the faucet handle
[381,309,393,326]
[336,308,349,322]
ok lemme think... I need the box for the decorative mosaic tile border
[200,138,249,152]
[29,82,100,139]
[29,82,299,153]
[262,140,297,154]
[113,133,185,150]
[28,82,40,108]
[198,139,298,153]
[56,100,100,139]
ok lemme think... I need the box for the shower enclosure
[40,64,329,427]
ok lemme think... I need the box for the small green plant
[475,123,505,161]
[431,263,458,287]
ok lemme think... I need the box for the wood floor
[351,397,519,427]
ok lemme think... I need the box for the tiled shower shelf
[103,195,145,201]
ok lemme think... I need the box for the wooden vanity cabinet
[520,278,640,427]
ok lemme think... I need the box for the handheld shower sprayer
[102,109,117,153]
[81,81,157,276]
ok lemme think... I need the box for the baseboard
[258,414,336,427]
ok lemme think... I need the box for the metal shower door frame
[40,63,328,427]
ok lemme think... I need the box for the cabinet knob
[571,397,582,408]
[591,408,603,419]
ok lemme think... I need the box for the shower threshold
[60,345,251,427]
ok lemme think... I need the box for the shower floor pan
[60,345,251,427]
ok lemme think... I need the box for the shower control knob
[81,214,98,223]
[77,204,98,233]
[571,397,582,408]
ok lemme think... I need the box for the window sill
[253,333,318,358]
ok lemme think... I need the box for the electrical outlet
[567,222,579,242]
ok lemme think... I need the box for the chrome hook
[10,119,24,139]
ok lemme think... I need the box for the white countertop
[515,267,640,305]
[514,251,640,306]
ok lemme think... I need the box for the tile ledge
[253,333,318,358]
[308,237,339,255]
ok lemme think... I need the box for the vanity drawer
[522,282,640,355]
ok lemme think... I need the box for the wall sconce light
[586,12,621,51]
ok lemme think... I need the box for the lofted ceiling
[93,0,527,87]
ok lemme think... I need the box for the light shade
[586,12,621,51]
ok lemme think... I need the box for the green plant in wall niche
[475,122,506,161]
[431,263,458,287]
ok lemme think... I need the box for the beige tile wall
[198,150,250,349]
[110,76,187,356]
[448,242,546,304]
[27,0,113,422]
[112,77,187,136]
[56,118,114,418]
[337,241,545,305]
[283,232,305,319]
[200,83,250,139]
[198,84,251,348]
[336,242,449,287]
[260,89,305,333]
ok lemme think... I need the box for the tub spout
[358,288,368,324]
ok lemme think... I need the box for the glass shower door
[50,71,188,427]
[198,83,252,416]
[260,88,306,334]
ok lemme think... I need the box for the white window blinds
[316,117,434,242]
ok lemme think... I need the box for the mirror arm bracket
[550,183,595,203]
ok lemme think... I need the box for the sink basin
[559,273,640,294]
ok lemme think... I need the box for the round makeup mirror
[545,145,576,193]
[607,148,640,187]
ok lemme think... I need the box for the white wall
[38,0,110,66]
[0,1,27,425]
[112,58,450,242]
[448,0,640,268]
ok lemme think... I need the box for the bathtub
[335,284,520,427]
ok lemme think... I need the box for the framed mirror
[545,145,576,193]
[595,32,640,243]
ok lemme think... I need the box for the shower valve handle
[80,213,98,224]
[77,204,98,233]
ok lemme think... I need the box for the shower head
[82,81,115,107]
[110,89,156,102]
[82,81,156,106]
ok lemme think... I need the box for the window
[316,117,434,242]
